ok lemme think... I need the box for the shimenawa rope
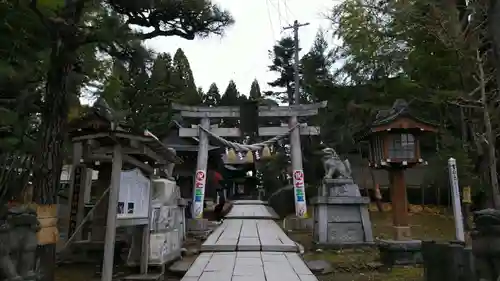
[198,123,300,151]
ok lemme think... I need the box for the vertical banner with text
[292,170,308,218]
[192,169,206,218]
[68,165,84,238]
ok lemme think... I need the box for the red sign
[293,170,304,181]
[195,170,206,189]
[196,170,206,181]
[293,170,305,188]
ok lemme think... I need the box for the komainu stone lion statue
[322,148,352,179]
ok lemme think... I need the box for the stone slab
[325,205,362,223]
[328,222,365,243]
[201,219,297,252]
[225,204,279,219]
[232,200,268,205]
[180,252,318,281]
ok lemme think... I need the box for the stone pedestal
[310,179,373,248]
[186,219,209,237]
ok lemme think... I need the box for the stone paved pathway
[180,201,317,281]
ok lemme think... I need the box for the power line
[265,0,277,42]
[276,0,283,27]
[283,0,297,21]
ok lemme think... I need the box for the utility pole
[284,20,310,218]
[284,20,309,103]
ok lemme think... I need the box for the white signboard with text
[117,169,151,219]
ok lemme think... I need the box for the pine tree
[220,80,240,105]
[144,53,176,135]
[221,80,240,126]
[17,1,234,280]
[100,50,178,136]
[172,48,201,105]
[249,79,262,101]
[301,30,335,103]
[203,83,221,106]
[267,37,296,104]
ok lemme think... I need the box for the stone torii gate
[172,101,327,221]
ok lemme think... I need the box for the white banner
[192,170,206,218]
[292,170,308,218]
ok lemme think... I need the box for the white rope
[199,123,300,151]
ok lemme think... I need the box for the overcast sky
[144,0,336,95]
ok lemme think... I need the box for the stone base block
[378,240,422,267]
[284,217,314,232]
[311,196,373,247]
[186,219,208,233]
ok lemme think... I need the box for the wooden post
[140,175,153,275]
[192,117,210,219]
[101,144,122,281]
[462,185,472,243]
[389,168,411,240]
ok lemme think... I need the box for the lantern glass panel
[388,133,415,159]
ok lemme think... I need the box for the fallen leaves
[368,203,447,214]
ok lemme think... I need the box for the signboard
[292,170,308,218]
[192,170,206,218]
[68,165,84,238]
[117,169,151,219]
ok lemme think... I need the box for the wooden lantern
[355,100,437,240]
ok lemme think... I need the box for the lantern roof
[355,99,438,141]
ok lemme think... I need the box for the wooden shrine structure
[65,100,182,281]
[172,100,327,222]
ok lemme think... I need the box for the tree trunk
[488,0,500,88]
[33,39,73,281]
[477,51,500,208]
